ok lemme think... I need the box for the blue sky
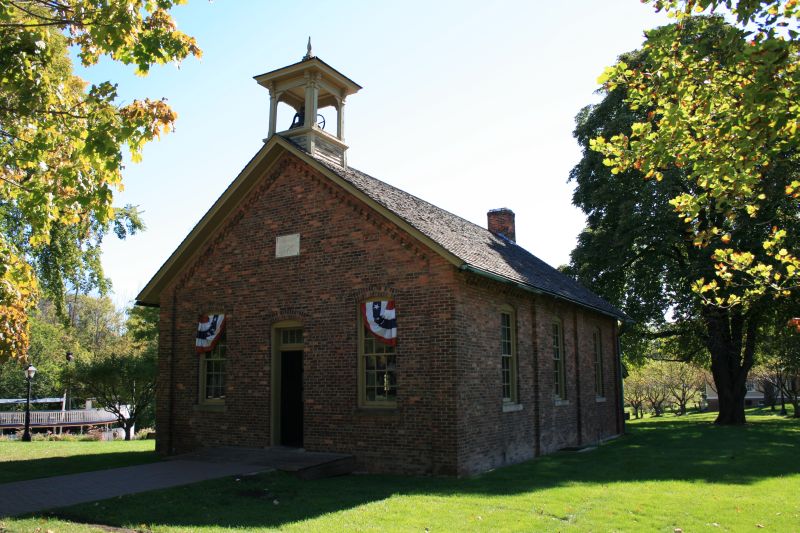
[81,1,670,308]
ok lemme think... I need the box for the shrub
[135,427,156,440]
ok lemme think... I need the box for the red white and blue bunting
[363,300,397,346]
[196,314,226,353]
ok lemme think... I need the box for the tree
[67,294,125,351]
[569,16,800,425]
[123,303,159,428]
[751,362,784,410]
[0,1,201,361]
[72,301,158,438]
[126,304,159,349]
[628,361,704,416]
[660,361,706,415]
[75,336,156,440]
[642,363,670,416]
[593,1,800,305]
[0,306,82,401]
[70,300,158,439]
[752,302,800,417]
[624,368,649,419]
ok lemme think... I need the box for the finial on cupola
[303,37,314,61]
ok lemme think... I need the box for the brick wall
[453,275,536,475]
[453,273,621,475]
[155,151,622,475]
[156,153,460,474]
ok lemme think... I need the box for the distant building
[137,48,628,475]
[704,381,764,411]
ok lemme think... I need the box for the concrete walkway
[0,459,268,518]
[0,447,354,518]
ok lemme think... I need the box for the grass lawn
[0,439,158,484]
[2,409,799,532]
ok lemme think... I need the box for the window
[552,321,566,400]
[593,329,604,397]
[501,310,518,403]
[360,301,397,406]
[201,331,226,402]
[281,328,303,346]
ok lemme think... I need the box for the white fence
[0,408,123,428]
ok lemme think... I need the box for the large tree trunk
[703,306,757,425]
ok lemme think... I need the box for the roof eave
[253,57,362,94]
[459,264,630,323]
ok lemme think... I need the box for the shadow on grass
[0,450,160,484]
[47,411,800,531]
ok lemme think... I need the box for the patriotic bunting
[363,300,397,346]
[196,314,226,353]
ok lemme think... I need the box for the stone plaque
[275,233,300,258]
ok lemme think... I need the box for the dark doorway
[280,350,303,447]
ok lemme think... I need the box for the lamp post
[21,364,37,442]
[65,351,74,411]
[779,372,787,416]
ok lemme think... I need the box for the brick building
[136,49,628,476]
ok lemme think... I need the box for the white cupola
[254,39,362,168]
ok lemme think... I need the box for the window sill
[595,396,607,403]
[554,398,570,407]
[194,403,226,413]
[354,405,398,416]
[502,403,523,413]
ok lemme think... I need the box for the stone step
[281,454,357,480]
[172,446,356,480]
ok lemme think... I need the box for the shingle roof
[309,155,628,321]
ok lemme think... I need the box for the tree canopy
[0,0,200,361]
[592,0,800,308]
[569,14,800,424]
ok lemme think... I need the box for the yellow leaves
[630,122,649,135]
[692,277,710,293]
[103,205,116,224]
[0,240,38,361]
[0,306,30,362]
[28,233,50,247]
[721,234,732,244]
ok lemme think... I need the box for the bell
[290,108,305,129]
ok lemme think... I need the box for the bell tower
[254,39,362,168]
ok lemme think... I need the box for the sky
[80,0,671,308]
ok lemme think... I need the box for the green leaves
[0,0,200,361]
[591,9,800,308]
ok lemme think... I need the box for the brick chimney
[487,208,516,242]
